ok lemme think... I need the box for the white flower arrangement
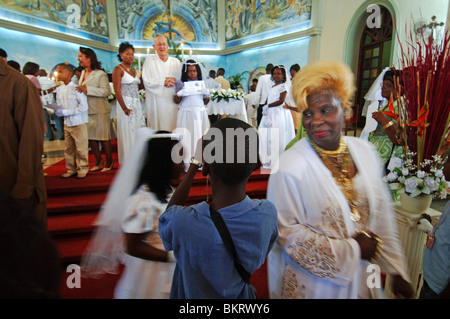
[384,152,449,199]
[210,88,245,102]
[107,91,116,102]
[138,89,145,101]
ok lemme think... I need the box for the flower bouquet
[385,153,448,199]
[107,91,116,102]
[210,88,245,102]
[138,89,145,101]
[383,22,449,200]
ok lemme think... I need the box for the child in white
[258,66,295,169]
[54,64,89,179]
[174,59,210,168]
[245,84,257,127]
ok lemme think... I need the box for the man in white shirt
[253,63,274,127]
[142,34,181,131]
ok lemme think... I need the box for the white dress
[267,137,410,299]
[114,185,175,299]
[116,71,146,164]
[175,81,210,165]
[258,83,295,168]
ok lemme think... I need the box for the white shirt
[55,82,88,127]
[253,73,274,106]
[37,76,56,105]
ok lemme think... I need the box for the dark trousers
[256,105,264,127]
[419,279,438,299]
[209,114,218,126]
[44,109,64,140]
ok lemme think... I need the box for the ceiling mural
[116,0,218,49]
[0,0,311,50]
[0,0,109,43]
[225,0,312,47]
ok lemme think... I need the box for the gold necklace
[310,138,361,222]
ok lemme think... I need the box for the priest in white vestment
[267,61,413,299]
[142,34,181,131]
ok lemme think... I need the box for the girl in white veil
[173,59,210,169]
[360,67,389,140]
[80,127,185,298]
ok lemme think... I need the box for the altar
[207,98,248,123]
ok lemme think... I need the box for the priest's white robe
[267,137,410,299]
[142,55,180,131]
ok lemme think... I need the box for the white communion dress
[116,71,146,164]
[114,185,175,299]
[175,81,210,166]
[258,83,295,169]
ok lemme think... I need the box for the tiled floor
[42,139,65,170]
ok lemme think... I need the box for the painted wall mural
[225,0,312,47]
[0,0,109,43]
[116,0,218,49]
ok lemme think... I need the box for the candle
[181,42,184,61]
[147,48,149,55]
[189,49,192,58]
[138,55,141,72]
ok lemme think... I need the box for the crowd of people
[1,35,448,300]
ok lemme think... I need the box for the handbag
[209,206,251,284]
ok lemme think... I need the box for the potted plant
[383,22,449,213]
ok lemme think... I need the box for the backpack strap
[209,206,251,284]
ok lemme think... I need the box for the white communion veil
[80,127,177,277]
[175,58,208,82]
[360,67,390,140]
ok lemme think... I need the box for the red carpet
[45,141,271,299]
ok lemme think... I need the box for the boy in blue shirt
[159,118,278,298]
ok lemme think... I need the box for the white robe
[267,137,410,299]
[142,55,181,131]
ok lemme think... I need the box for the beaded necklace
[310,138,361,222]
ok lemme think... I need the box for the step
[46,191,107,215]
[48,212,99,237]
[54,235,92,264]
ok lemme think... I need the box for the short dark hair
[290,63,301,72]
[0,48,7,58]
[203,118,259,185]
[266,63,274,73]
[117,42,134,62]
[7,60,20,71]
[22,62,40,75]
[57,63,74,75]
[383,69,395,85]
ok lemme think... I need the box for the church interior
[1,0,449,301]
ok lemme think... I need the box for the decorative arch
[343,0,400,126]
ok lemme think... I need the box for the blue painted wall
[1,27,309,91]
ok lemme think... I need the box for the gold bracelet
[383,121,394,129]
